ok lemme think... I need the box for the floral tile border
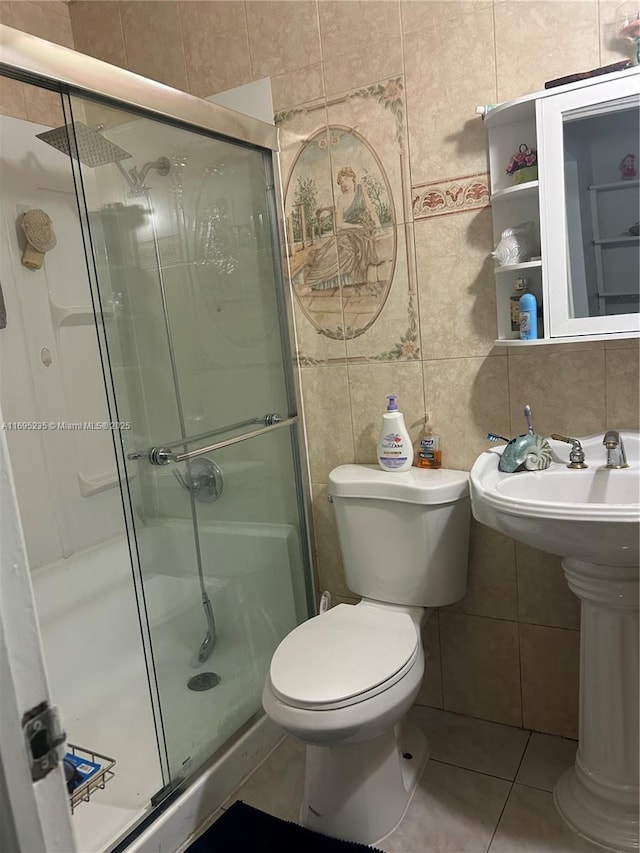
[412,173,490,220]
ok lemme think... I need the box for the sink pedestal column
[555,558,639,852]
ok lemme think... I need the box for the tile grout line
[511,728,533,783]
[485,730,533,851]
[426,756,522,785]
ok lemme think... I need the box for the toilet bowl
[262,464,470,845]
[262,600,428,843]
[263,600,425,745]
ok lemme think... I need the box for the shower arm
[130,414,297,466]
[114,157,171,194]
[114,160,139,193]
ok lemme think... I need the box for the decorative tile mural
[285,125,397,341]
[276,78,419,366]
[412,173,490,220]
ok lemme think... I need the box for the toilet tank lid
[328,465,469,504]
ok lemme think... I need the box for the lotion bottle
[377,394,413,472]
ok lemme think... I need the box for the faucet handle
[550,434,588,469]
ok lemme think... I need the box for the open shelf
[495,330,640,346]
[490,181,539,202]
[494,259,542,274]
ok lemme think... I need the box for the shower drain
[187,672,221,691]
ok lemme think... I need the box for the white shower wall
[0,113,126,569]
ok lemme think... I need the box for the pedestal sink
[470,432,639,852]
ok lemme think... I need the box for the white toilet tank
[328,465,470,607]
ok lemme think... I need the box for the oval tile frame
[285,125,397,340]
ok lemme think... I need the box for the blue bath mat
[186,801,385,852]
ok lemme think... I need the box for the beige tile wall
[0,0,73,126]
[4,0,639,738]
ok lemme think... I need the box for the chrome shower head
[36,121,132,168]
[36,122,171,196]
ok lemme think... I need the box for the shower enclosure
[0,25,314,853]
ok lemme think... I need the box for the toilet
[262,463,470,845]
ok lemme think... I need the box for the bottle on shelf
[519,285,538,341]
[510,277,528,332]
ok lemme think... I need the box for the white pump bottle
[377,394,413,472]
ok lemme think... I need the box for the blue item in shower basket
[63,753,101,792]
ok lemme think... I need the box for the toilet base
[300,720,427,845]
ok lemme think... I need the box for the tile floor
[214,705,610,852]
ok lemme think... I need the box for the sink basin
[470,432,640,566]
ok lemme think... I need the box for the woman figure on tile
[334,166,381,283]
[305,166,382,291]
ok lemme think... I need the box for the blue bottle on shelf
[519,287,538,340]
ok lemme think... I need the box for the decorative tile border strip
[412,173,490,220]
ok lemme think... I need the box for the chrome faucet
[602,430,628,469]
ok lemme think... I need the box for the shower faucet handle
[172,458,224,502]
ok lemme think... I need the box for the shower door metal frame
[0,26,278,151]
[0,18,317,846]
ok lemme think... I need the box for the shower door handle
[0,278,6,329]
[146,415,298,465]
[129,413,293,462]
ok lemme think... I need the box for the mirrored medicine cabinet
[485,65,640,345]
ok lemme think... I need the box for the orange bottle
[414,414,442,469]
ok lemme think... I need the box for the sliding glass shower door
[58,94,313,790]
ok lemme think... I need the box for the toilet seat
[269,604,419,711]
